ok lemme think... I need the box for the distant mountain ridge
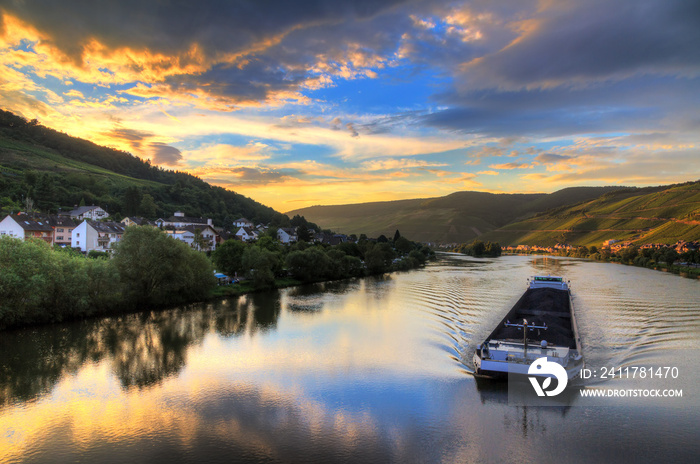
[286,186,629,243]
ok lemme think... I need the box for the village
[0,205,355,253]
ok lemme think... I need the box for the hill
[480,181,700,246]
[0,109,287,227]
[285,187,625,243]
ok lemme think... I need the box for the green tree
[364,245,387,274]
[257,235,281,253]
[395,236,413,255]
[286,247,331,281]
[139,193,157,218]
[297,224,312,242]
[212,239,247,277]
[393,229,401,242]
[664,248,679,266]
[471,240,486,257]
[123,187,142,216]
[113,226,215,306]
[242,246,280,288]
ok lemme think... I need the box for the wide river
[1,254,699,463]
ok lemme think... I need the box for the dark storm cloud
[150,142,183,165]
[424,77,700,137]
[460,0,700,89]
[0,0,409,63]
[0,0,419,105]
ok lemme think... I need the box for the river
[1,254,699,463]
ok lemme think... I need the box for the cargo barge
[473,276,584,379]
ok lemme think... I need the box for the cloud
[0,1,417,109]
[458,0,700,91]
[105,128,155,150]
[477,170,498,175]
[360,158,447,171]
[488,162,534,170]
[149,142,182,165]
[182,143,273,165]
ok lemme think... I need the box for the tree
[286,247,331,281]
[393,229,401,242]
[664,248,679,266]
[242,246,281,288]
[297,223,312,242]
[113,227,215,305]
[139,193,157,218]
[24,196,34,215]
[471,240,486,257]
[123,187,142,216]
[193,228,210,252]
[212,239,247,276]
[364,245,387,274]
[395,236,413,255]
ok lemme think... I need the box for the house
[277,227,297,244]
[47,215,78,246]
[233,217,254,229]
[121,216,154,227]
[182,224,218,251]
[315,233,347,245]
[71,220,126,253]
[236,226,258,242]
[156,211,213,229]
[166,225,218,251]
[69,205,109,220]
[165,229,195,247]
[0,214,54,244]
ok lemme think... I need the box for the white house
[165,229,195,247]
[71,220,125,252]
[235,226,258,242]
[156,211,213,228]
[183,224,218,251]
[233,217,254,229]
[69,205,109,220]
[277,227,297,244]
[0,214,54,243]
[166,225,218,251]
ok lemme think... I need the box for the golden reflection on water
[1,255,699,462]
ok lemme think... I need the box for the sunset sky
[1,0,699,211]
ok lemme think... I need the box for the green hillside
[286,187,625,243]
[480,182,700,246]
[0,109,287,226]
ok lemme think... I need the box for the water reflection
[0,296,290,404]
[1,255,699,463]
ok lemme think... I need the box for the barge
[473,275,584,380]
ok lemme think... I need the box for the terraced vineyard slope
[480,182,700,246]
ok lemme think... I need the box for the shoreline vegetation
[501,248,700,279]
[0,227,434,331]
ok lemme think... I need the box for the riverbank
[0,228,434,331]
